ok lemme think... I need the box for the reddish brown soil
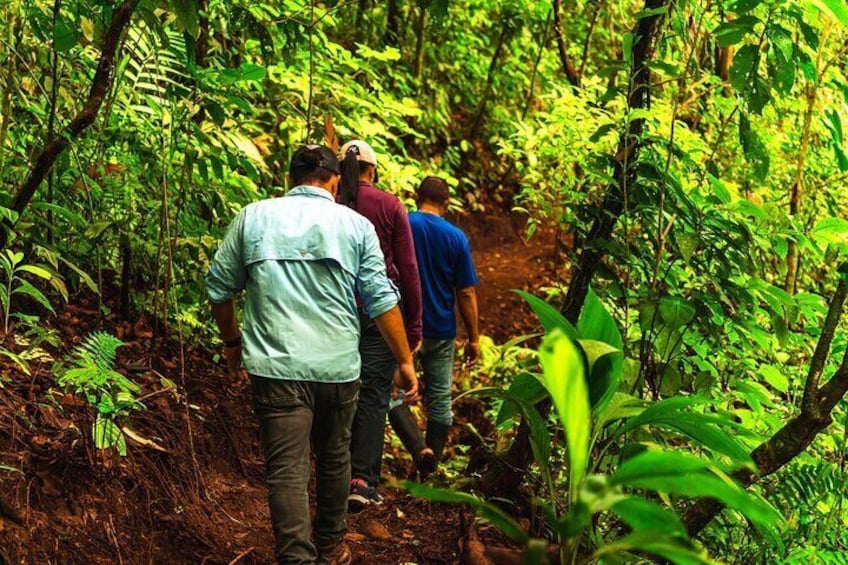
[0,214,554,564]
[454,212,557,343]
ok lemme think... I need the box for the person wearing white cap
[337,140,431,509]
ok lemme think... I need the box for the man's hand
[464,341,480,366]
[224,344,248,382]
[393,363,420,404]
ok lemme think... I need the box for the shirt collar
[287,185,335,201]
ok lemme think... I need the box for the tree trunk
[383,0,401,47]
[715,45,732,95]
[0,12,23,173]
[46,0,62,245]
[354,0,370,45]
[413,4,427,83]
[553,0,581,87]
[468,21,511,141]
[473,0,671,498]
[119,233,133,321]
[0,0,141,248]
[560,0,667,320]
[191,0,210,123]
[784,83,817,294]
[579,0,602,77]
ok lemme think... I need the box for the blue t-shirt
[409,212,479,339]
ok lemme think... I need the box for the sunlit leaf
[539,331,589,500]
[515,290,578,339]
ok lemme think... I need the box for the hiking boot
[415,447,438,478]
[318,541,353,565]
[389,405,436,477]
[348,479,383,512]
[427,420,451,462]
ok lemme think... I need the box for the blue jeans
[349,315,396,487]
[420,338,455,426]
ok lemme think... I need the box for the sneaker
[348,479,383,512]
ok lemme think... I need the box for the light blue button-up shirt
[206,185,399,382]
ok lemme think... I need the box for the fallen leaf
[361,520,392,541]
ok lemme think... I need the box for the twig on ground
[227,546,255,565]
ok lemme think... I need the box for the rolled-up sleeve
[206,210,247,304]
[357,223,400,319]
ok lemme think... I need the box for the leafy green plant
[57,332,141,456]
[409,291,782,563]
[0,250,64,335]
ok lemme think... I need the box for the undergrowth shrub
[56,332,141,456]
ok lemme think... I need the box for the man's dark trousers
[350,316,396,486]
[252,376,360,564]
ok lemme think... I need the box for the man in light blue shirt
[207,145,419,565]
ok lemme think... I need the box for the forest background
[2,0,848,563]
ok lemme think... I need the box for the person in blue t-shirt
[389,176,480,473]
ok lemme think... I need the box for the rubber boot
[389,405,437,476]
[426,420,451,462]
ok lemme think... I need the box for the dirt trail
[457,213,556,343]
[0,214,553,564]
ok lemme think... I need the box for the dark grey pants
[252,376,361,565]
[349,316,397,486]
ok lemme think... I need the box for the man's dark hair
[416,176,450,206]
[290,145,340,186]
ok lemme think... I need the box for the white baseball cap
[340,140,378,167]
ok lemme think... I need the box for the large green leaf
[596,530,715,565]
[714,16,759,47]
[812,217,848,247]
[612,451,714,484]
[53,15,79,52]
[739,112,770,179]
[539,331,589,500]
[610,496,686,535]
[13,280,55,313]
[815,0,848,25]
[514,290,578,339]
[18,264,54,280]
[93,414,126,456]
[495,372,547,426]
[577,288,623,349]
[620,397,753,463]
[659,297,696,329]
[661,417,754,464]
[404,483,530,544]
[612,452,782,529]
[578,339,623,412]
[220,63,267,85]
[621,396,709,432]
[758,364,789,393]
[595,393,645,430]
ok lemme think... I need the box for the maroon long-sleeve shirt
[351,180,423,347]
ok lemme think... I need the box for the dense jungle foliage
[2,0,848,563]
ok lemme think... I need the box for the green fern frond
[77,331,125,371]
[768,463,843,512]
[781,547,848,565]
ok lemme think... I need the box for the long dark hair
[338,146,375,209]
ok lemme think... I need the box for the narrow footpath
[0,213,555,564]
